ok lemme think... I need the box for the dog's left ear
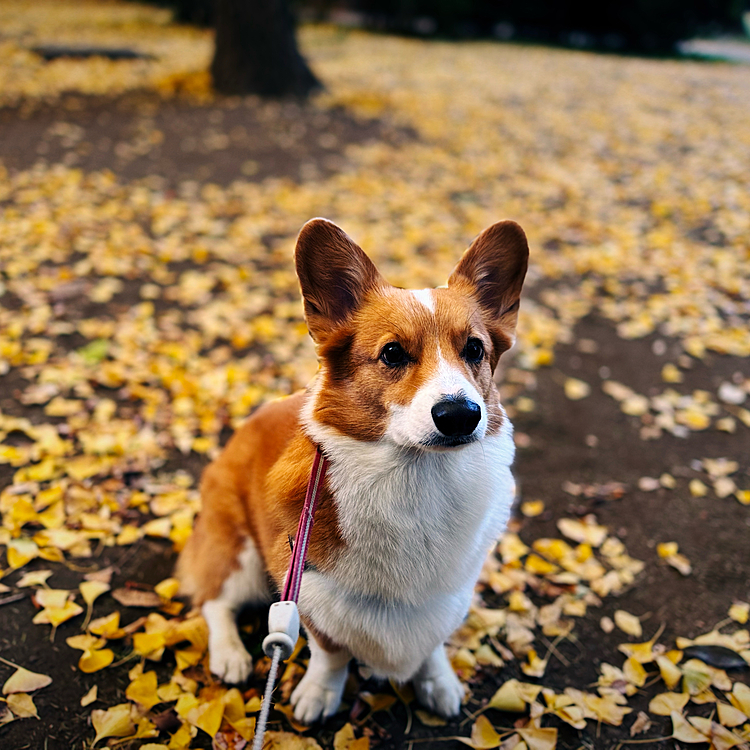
[448,220,529,367]
[295,218,385,343]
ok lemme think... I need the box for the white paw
[414,667,465,718]
[209,638,253,684]
[291,670,346,724]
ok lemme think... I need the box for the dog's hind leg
[201,537,271,683]
[177,464,271,684]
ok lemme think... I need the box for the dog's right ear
[295,218,384,343]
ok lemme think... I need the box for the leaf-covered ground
[1,2,749,749]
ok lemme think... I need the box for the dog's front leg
[291,634,351,723]
[412,645,465,718]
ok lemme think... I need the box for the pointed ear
[448,220,529,367]
[295,218,385,342]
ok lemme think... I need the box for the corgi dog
[177,218,529,723]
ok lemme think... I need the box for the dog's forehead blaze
[348,286,493,404]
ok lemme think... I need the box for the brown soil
[1,92,748,750]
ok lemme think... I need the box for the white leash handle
[262,601,300,660]
[252,601,301,750]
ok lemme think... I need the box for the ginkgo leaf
[0,704,14,727]
[227,717,257,742]
[334,722,370,749]
[655,655,682,690]
[578,691,631,726]
[359,692,397,713]
[488,679,527,712]
[618,629,661,664]
[126,670,160,711]
[154,577,180,599]
[649,692,689,716]
[518,725,558,750]
[133,631,167,657]
[34,589,70,609]
[681,659,713,695]
[564,378,590,400]
[520,500,544,518]
[458,715,503,749]
[475,644,505,667]
[91,703,135,745]
[614,610,642,638]
[729,602,749,624]
[33,599,84,627]
[729,682,750,715]
[81,685,98,707]
[264,731,322,749]
[185,697,224,737]
[3,666,52,695]
[166,722,194,749]
[670,711,709,743]
[498,534,529,563]
[16,570,53,588]
[557,518,608,547]
[717,702,747,728]
[79,580,110,606]
[222,688,245,722]
[622,657,647,688]
[88,611,123,637]
[79,648,115,673]
[415,709,448,727]
[66,634,104,651]
[7,693,39,719]
[521,650,548,678]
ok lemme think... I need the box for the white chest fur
[298,419,516,680]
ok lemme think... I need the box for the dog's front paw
[209,639,253,684]
[291,670,346,724]
[414,666,465,718]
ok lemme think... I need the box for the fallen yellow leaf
[649,692,689,716]
[79,648,115,673]
[91,703,135,745]
[126,671,160,711]
[2,666,52,695]
[614,610,642,638]
[7,692,39,719]
[459,715,503,749]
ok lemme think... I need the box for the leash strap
[282,446,328,602]
[253,446,328,750]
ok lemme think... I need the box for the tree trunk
[211,0,321,98]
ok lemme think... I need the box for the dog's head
[296,218,528,450]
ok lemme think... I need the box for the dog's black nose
[431,397,481,437]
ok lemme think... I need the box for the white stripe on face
[410,289,435,313]
[385,346,488,448]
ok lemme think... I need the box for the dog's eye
[463,338,484,364]
[380,342,409,367]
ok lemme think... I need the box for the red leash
[254,447,328,750]
[281,447,329,602]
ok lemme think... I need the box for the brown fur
[177,391,343,605]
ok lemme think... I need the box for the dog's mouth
[420,434,478,450]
